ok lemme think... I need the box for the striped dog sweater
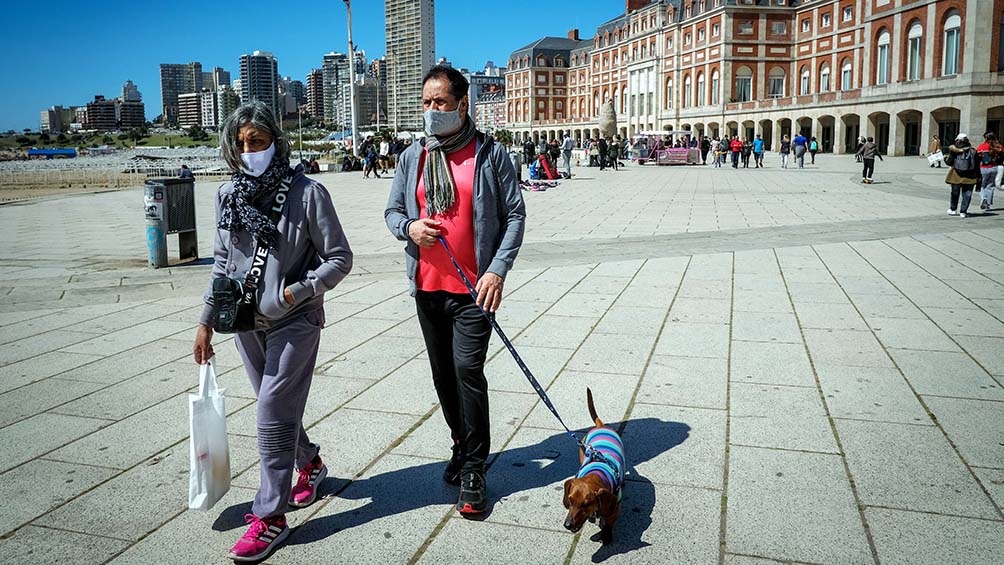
[575,427,625,499]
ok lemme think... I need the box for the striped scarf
[422,117,477,215]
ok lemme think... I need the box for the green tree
[56,133,68,143]
[102,135,114,145]
[494,128,514,147]
[187,125,209,141]
[39,132,51,143]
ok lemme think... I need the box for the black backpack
[952,148,977,175]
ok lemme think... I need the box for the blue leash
[436,236,615,472]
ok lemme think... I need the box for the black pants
[416,290,492,472]
[862,158,875,179]
[599,151,608,169]
[731,151,740,168]
[950,184,975,213]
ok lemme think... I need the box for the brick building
[506,0,1004,155]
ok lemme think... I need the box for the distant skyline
[0,0,620,132]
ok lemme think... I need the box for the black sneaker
[443,442,463,486]
[456,470,487,515]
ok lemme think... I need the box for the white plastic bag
[927,152,943,165]
[188,357,231,510]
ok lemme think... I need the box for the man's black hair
[422,65,470,100]
[867,137,874,142]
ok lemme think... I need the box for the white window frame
[739,21,754,34]
[843,7,853,22]
[711,70,720,105]
[821,13,831,27]
[943,13,961,76]
[768,73,785,98]
[683,76,692,108]
[801,19,811,33]
[697,73,706,106]
[713,23,720,37]
[841,60,853,90]
[771,22,787,35]
[735,67,752,102]
[820,64,830,92]
[907,23,923,81]
[876,31,890,85]
[800,68,810,95]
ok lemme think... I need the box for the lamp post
[343,0,359,157]
[297,106,303,160]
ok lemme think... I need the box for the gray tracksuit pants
[235,308,324,519]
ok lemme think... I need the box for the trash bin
[144,178,198,268]
[508,151,522,183]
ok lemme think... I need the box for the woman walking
[779,135,791,169]
[193,101,353,562]
[929,135,943,168]
[945,133,980,217]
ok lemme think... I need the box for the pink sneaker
[228,514,288,562]
[289,455,327,508]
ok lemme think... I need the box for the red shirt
[730,139,743,152]
[416,139,478,294]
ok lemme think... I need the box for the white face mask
[240,141,275,177]
[424,106,463,137]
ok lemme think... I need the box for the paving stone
[793,301,868,331]
[638,355,728,409]
[623,402,722,490]
[972,467,1004,510]
[785,282,849,304]
[566,331,656,375]
[848,291,927,319]
[48,393,252,470]
[0,413,109,473]
[867,507,1004,565]
[730,341,814,386]
[343,359,441,416]
[923,306,1004,337]
[58,320,193,356]
[570,274,633,297]
[732,289,793,313]
[615,282,679,308]
[725,445,872,564]
[36,436,258,541]
[867,316,960,352]
[732,274,786,293]
[803,328,894,368]
[730,383,838,453]
[922,396,1004,469]
[0,377,105,427]
[667,297,732,325]
[51,361,200,421]
[485,345,575,393]
[814,365,931,424]
[834,419,999,519]
[731,311,802,343]
[317,316,399,355]
[0,330,98,366]
[0,525,130,565]
[0,460,118,536]
[350,294,417,321]
[593,305,668,336]
[887,349,1004,400]
[958,335,1004,375]
[56,338,192,384]
[521,370,638,431]
[513,314,598,350]
[419,516,569,564]
[655,322,730,359]
[315,336,424,379]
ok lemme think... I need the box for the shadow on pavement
[213,417,689,557]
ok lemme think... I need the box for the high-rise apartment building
[40,106,75,134]
[118,100,146,129]
[343,76,385,128]
[306,69,324,120]
[322,52,350,128]
[385,0,435,131]
[85,96,117,131]
[200,89,219,128]
[177,92,202,129]
[159,62,203,124]
[240,51,281,120]
[218,86,240,124]
[212,67,231,91]
[122,80,141,102]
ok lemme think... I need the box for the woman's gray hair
[219,101,291,172]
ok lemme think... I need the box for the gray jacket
[199,167,353,328]
[856,141,883,160]
[384,132,526,295]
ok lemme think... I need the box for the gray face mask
[423,106,463,137]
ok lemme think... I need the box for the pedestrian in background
[179,164,194,179]
[561,131,574,177]
[945,133,980,217]
[793,132,808,168]
[779,135,791,169]
[929,135,943,168]
[856,136,883,184]
[809,137,819,164]
[741,137,752,168]
[193,101,353,562]
[730,135,742,168]
[384,65,525,516]
[752,134,765,168]
[977,132,1002,211]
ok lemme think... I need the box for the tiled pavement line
[406,263,604,565]
[832,243,1004,521]
[781,246,883,564]
[716,252,735,565]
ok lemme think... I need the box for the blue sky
[0,0,621,132]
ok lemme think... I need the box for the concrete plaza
[0,153,1002,564]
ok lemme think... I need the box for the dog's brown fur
[562,388,620,544]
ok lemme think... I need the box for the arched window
[735,66,752,102]
[571,99,577,119]
[943,12,961,76]
[819,63,830,92]
[799,66,810,95]
[711,69,720,105]
[536,55,547,67]
[907,22,923,80]
[767,67,785,98]
[522,100,529,121]
[841,59,853,90]
[683,75,692,108]
[666,78,673,108]
[621,89,627,114]
[876,29,890,84]
[613,87,620,113]
[593,91,600,115]
[696,72,706,106]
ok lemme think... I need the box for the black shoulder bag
[211,173,293,333]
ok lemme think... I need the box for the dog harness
[576,427,625,500]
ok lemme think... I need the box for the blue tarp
[28,148,77,159]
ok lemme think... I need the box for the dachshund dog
[562,388,625,544]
